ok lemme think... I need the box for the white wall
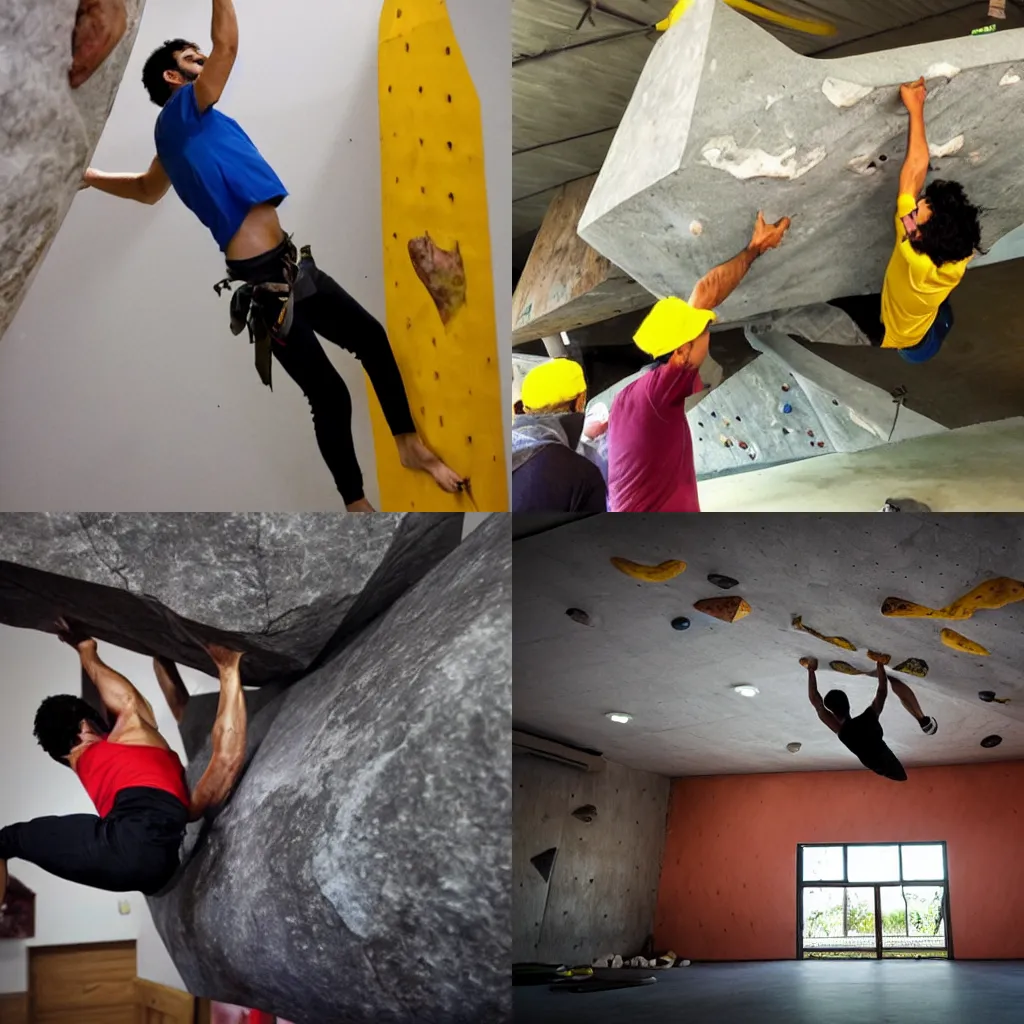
[0,628,219,994]
[0,0,510,511]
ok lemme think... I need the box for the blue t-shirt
[155,84,288,251]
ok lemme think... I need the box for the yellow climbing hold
[829,661,868,676]
[694,596,751,623]
[940,628,990,656]
[792,615,856,651]
[881,578,1024,621]
[656,0,836,36]
[377,0,506,510]
[610,558,687,582]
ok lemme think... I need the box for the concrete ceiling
[514,513,1024,778]
[513,0,1024,247]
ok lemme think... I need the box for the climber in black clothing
[803,654,937,782]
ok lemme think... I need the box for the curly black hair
[142,38,200,107]
[823,689,851,720]
[910,179,986,267]
[33,695,108,766]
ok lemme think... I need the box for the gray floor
[513,961,1024,1023]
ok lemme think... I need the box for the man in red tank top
[0,623,248,904]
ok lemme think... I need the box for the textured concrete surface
[148,512,510,1024]
[514,514,1024,777]
[515,961,1024,1024]
[0,0,146,345]
[698,418,1024,511]
[578,0,1024,322]
[513,752,669,964]
[0,513,463,685]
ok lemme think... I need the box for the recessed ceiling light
[733,684,759,697]
[606,712,633,724]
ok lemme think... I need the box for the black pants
[226,239,417,505]
[828,294,885,346]
[0,788,187,896]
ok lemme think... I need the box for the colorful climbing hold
[981,735,1003,748]
[782,427,790,434]
[792,615,856,651]
[671,616,691,630]
[892,658,929,678]
[694,595,751,623]
[866,651,890,665]
[817,441,825,448]
[807,430,815,437]
[882,578,1024,620]
[781,384,790,392]
[940,627,990,656]
[738,441,748,449]
[565,608,590,626]
[611,557,687,582]
[783,404,792,414]
[829,660,865,675]
[708,574,740,590]
[978,690,1011,704]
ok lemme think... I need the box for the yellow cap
[633,297,716,358]
[521,358,586,411]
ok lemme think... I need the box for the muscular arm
[689,212,791,311]
[74,640,158,728]
[805,660,841,734]
[194,0,239,113]
[83,156,170,205]
[870,665,889,716]
[899,79,929,198]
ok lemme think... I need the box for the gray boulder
[0,512,463,685]
[149,512,511,1023]
[1,0,146,344]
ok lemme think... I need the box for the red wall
[655,761,1024,961]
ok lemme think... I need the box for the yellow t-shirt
[880,193,970,349]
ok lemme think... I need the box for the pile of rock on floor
[591,952,691,969]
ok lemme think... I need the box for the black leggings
[828,294,885,346]
[0,788,187,896]
[226,239,417,505]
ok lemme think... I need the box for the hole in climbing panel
[445,46,451,55]
[878,154,888,161]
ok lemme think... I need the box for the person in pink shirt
[606,211,792,511]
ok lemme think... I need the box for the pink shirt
[607,363,702,512]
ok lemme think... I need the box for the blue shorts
[898,300,954,364]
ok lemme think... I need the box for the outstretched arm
[689,211,791,311]
[81,156,171,205]
[803,657,840,734]
[898,77,929,198]
[194,0,239,113]
[870,661,889,716]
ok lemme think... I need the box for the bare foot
[346,498,377,513]
[800,656,817,670]
[395,434,465,493]
[69,0,128,89]
[204,643,244,673]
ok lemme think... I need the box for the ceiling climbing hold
[565,607,591,626]
[892,658,928,678]
[694,595,751,623]
[881,577,1024,620]
[940,628,990,656]
[792,615,856,651]
[707,573,739,589]
[981,735,1003,748]
[671,617,691,630]
[611,557,687,582]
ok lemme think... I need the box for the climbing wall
[512,752,670,964]
[687,328,945,479]
[377,0,507,510]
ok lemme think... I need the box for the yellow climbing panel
[377,0,507,510]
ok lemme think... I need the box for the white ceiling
[513,514,1024,777]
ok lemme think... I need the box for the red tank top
[77,738,190,818]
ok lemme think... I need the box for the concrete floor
[800,260,1024,430]
[514,960,1024,1023]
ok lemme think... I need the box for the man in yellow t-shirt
[829,77,984,363]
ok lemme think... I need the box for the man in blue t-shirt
[80,0,464,512]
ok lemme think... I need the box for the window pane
[803,846,844,881]
[880,885,946,948]
[901,844,945,881]
[802,887,875,949]
[847,844,900,883]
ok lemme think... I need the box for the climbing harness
[213,235,319,389]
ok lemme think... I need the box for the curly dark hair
[823,689,851,720]
[142,38,200,107]
[33,695,108,766]
[910,179,986,267]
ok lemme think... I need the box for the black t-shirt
[511,444,607,512]
[838,709,907,781]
